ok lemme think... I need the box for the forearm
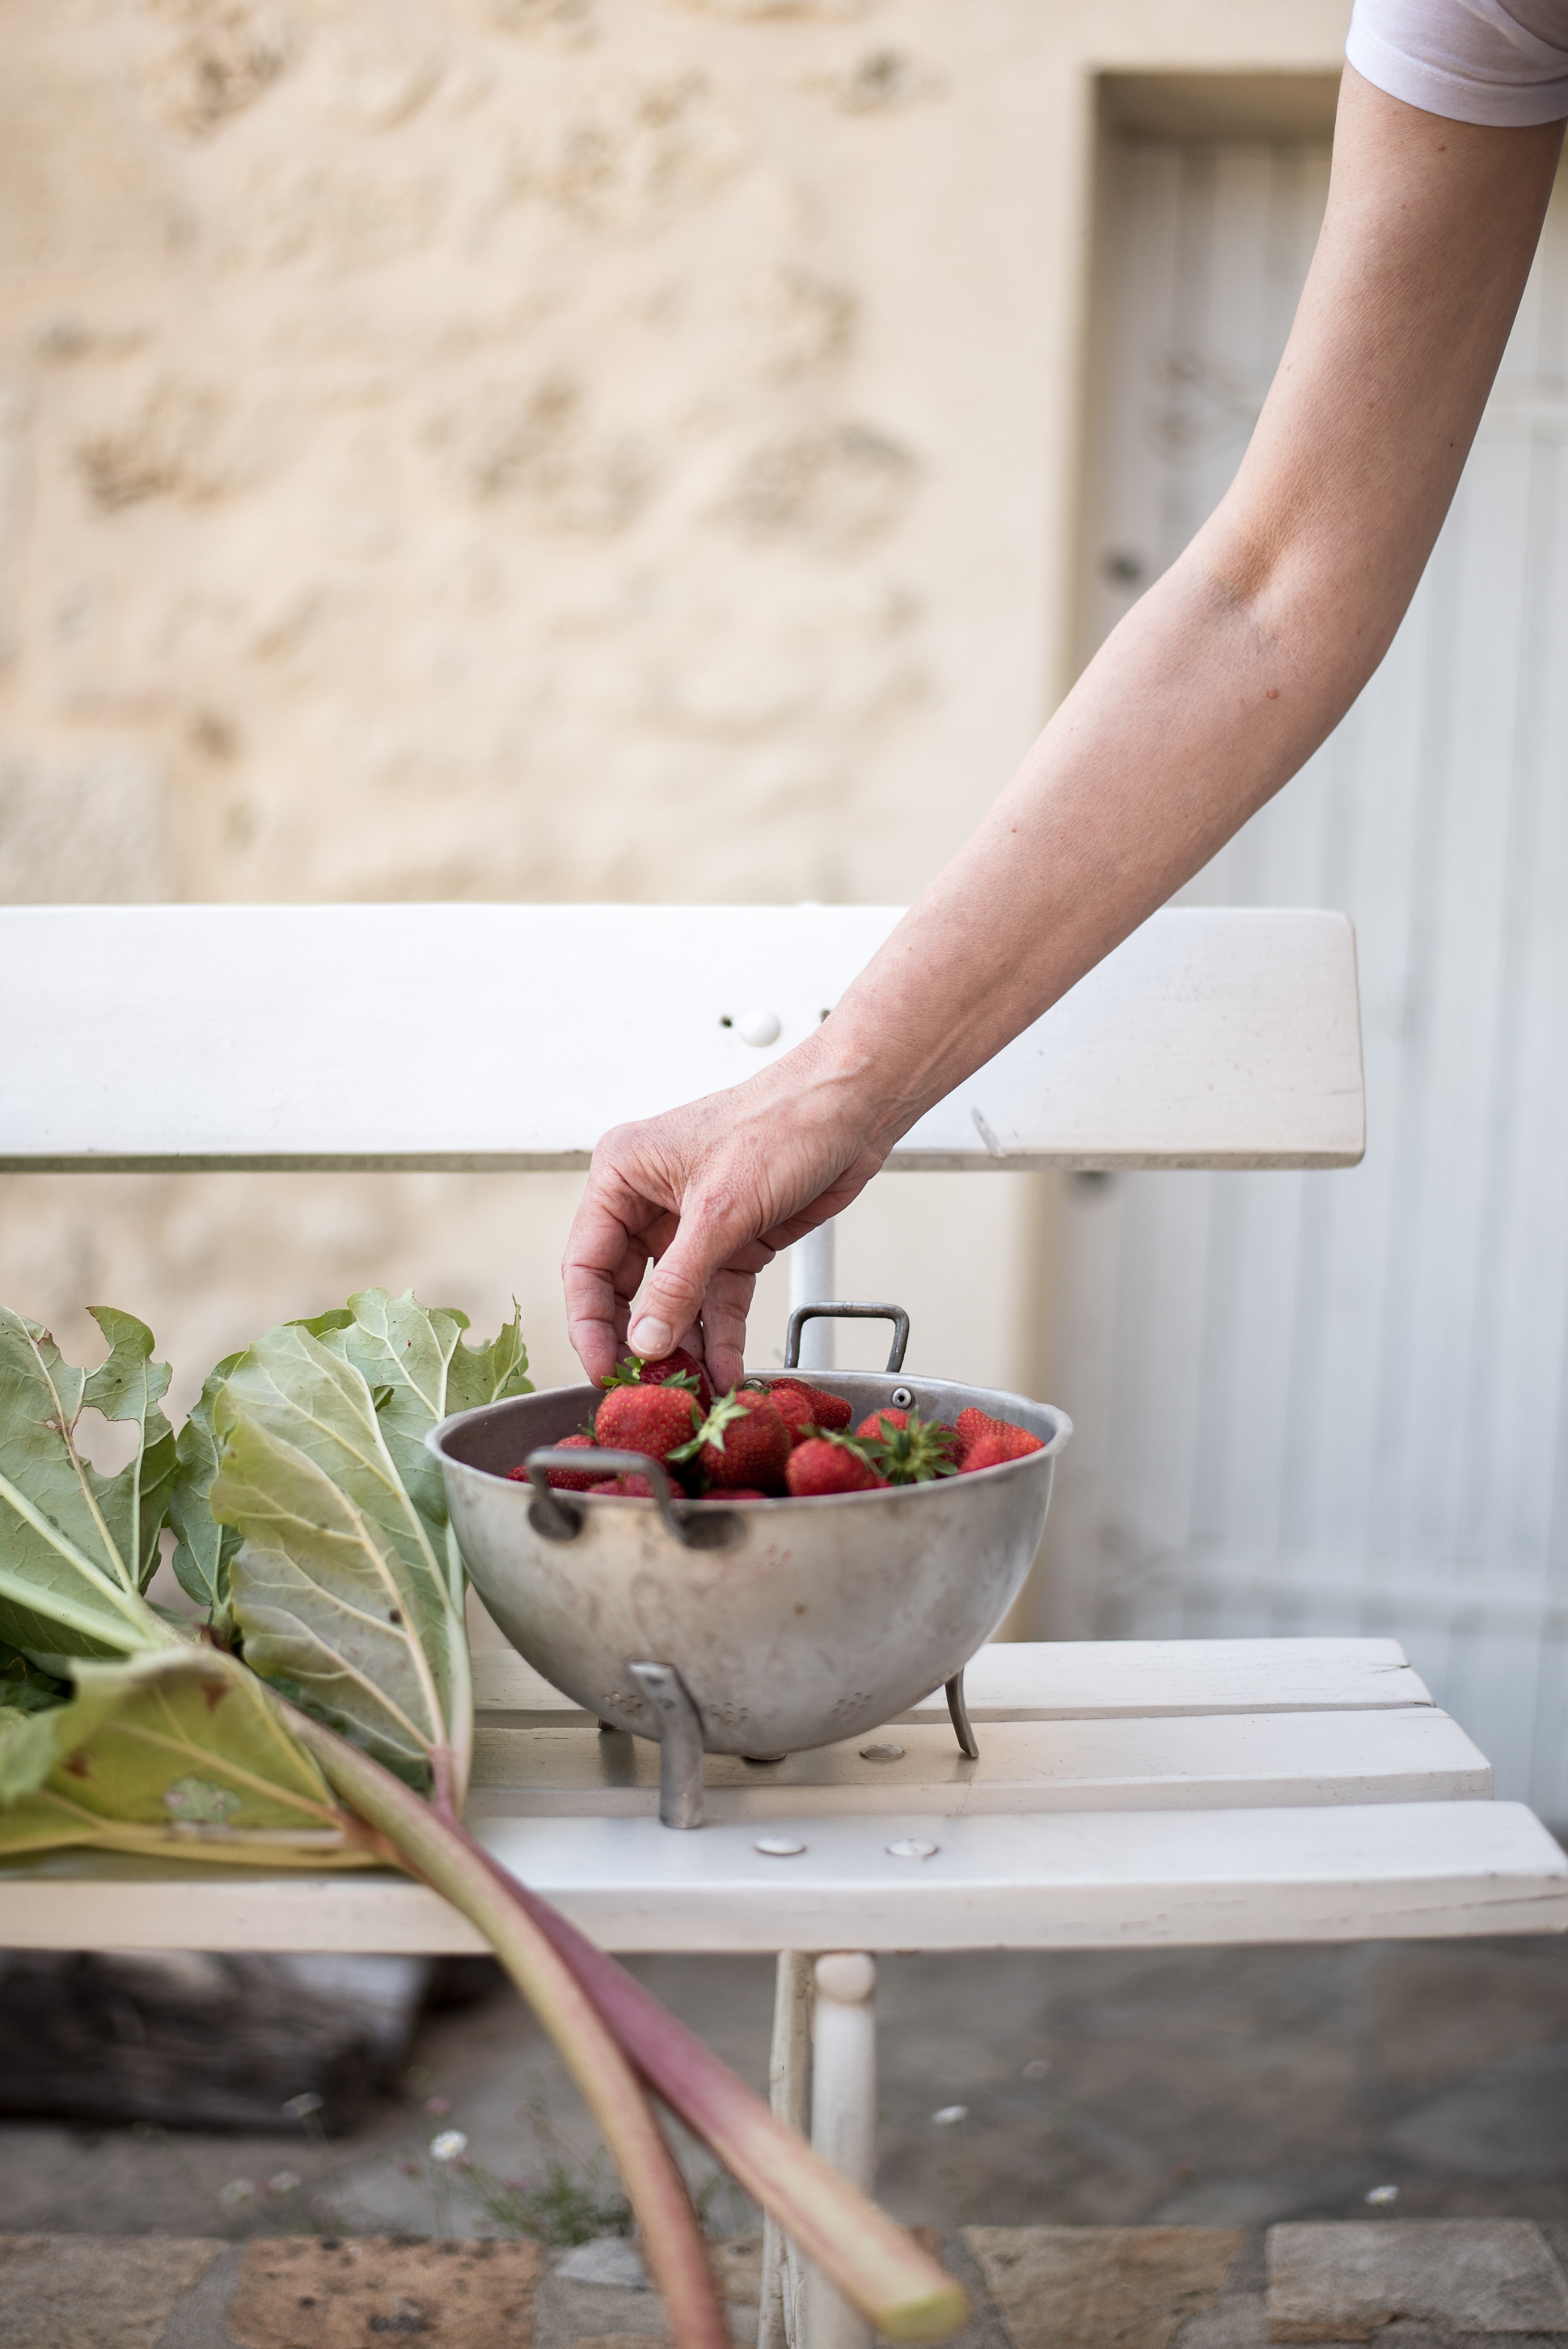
[812,550,1365,1149]
[797,74,1563,1152]
[566,74,1562,1385]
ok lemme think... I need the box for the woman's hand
[562,1035,894,1393]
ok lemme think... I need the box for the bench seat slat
[463,1708,1490,1818]
[2,1801,1559,1955]
[471,1638,1435,1725]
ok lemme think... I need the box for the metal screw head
[885,1837,939,1859]
[754,1835,806,1857]
[859,1743,905,1763]
[890,1386,913,1408]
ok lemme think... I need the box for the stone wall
[0,0,1346,1424]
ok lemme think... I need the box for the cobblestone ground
[3,1938,1567,2243]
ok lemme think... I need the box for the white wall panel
[1044,140,1568,1817]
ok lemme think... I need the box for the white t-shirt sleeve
[1346,0,1568,125]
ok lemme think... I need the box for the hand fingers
[563,1154,672,1382]
[696,1263,759,1394]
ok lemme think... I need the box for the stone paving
[4,1935,1568,2347]
[8,2220,1568,2349]
[5,1939,1568,2243]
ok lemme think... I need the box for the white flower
[1365,2184,1399,2207]
[430,2130,469,2164]
[219,2178,256,2208]
[265,2171,302,2195]
[931,2106,968,2127]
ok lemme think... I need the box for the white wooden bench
[2,901,1564,2349]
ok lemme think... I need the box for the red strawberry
[509,1432,597,1492]
[680,1389,792,1492]
[960,1424,1045,1474]
[954,1407,1015,1463]
[855,1407,957,1484]
[601,1346,713,1413]
[589,1471,655,1496]
[693,1486,769,1502]
[786,1436,883,1496]
[766,1384,818,1445]
[594,1382,701,1465]
[769,1378,852,1432]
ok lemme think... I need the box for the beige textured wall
[0,0,1346,1416]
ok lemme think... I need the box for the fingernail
[628,1317,672,1357]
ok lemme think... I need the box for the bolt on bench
[2,903,1565,2349]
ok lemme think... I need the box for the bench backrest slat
[0,903,1363,1171]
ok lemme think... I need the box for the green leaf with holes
[0,1306,180,1662]
[0,1646,373,1866]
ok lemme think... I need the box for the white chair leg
[759,1951,814,2349]
[802,1951,877,2349]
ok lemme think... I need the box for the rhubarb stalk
[503,1871,967,2340]
[285,1708,729,2349]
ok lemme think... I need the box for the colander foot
[945,1669,979,1761]
[628,1659,705,1828]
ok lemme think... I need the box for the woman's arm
[564,69,1564,1390]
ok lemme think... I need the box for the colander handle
[784,1301,910,1373]
[522,1448,742,1551]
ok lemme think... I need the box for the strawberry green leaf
[0,1648,371,1867]
[0,1306,182,1662]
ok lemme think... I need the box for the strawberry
[959,1424,1045,1474]
[692,1487,770,1502]
[768,1378,852,1433]
[594,1382,701,1465]
[589,1471,655,1496]
[765,1384,818,1446]
[786,1435,884,1496]
[854,1407,957,1485]
[509,1432,597,1492]
[678,1388,792,1493]
[954,1406,1016,1463]
[601,1346,713,1413]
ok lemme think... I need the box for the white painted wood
[788,1226,838,1371]
[3,1801,1562,1954]
[805,1954,877,2349]
[0,903,1363,1172]
[760,1953,813,2349]
[463,1709,1490,1818]
[1054,138,1568,1818]
[469,1638,1435,1725]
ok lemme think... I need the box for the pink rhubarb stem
[467,1847,966,2340]
[283,1712,728,2349]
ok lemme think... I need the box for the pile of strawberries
[509,1345,1044,1504]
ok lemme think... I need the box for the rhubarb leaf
[211,1323,469,1794]
[0,1647,373,1867]
[312,1288,531,1594]
[167,1352,243,1627]
[0,1307,181,1662]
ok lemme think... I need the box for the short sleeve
[1346,0,1568,125]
